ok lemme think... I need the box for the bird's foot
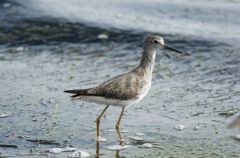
[119,139,125,145]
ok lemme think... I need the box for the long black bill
[164,45,186,55]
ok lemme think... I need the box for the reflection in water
[96,142,126,158]
[115,150,121,158]
[96,142,100,158]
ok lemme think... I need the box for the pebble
[69,150,90,158]
[48,146,77,154]
[97,34,108,40]
[142,143,153,148]
[128,136,144,141]
[0,113,9,118]
[174,125,185,131]
[49,148,63,154]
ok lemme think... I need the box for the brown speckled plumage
[65,69,146,100]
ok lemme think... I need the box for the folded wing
[64,73,144,100]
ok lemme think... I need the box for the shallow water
[1,0,240,158]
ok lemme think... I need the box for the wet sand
[1,29,240,157]
[1,0,240,157]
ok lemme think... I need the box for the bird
[229,115,240,128]
[64,34,185,143]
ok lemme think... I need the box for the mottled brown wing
[87,72,145,100]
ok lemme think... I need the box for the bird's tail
[64,89,89,98]
[64,90,82,94]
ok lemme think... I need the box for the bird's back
[65,69,148,100]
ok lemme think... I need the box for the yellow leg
[96,105,109,141]
[116,107,125,143]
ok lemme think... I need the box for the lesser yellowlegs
[64,34,185,143]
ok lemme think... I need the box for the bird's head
[144,34,186,55]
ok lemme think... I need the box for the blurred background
[0,0,240,157]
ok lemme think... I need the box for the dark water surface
[0,0,240,158]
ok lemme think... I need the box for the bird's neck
[138,46,156,76]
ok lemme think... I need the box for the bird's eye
[153,40,158,44]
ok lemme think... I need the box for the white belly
[74,95,138,107]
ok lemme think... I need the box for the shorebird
[64,34,185,143]
[229,115,240,128]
